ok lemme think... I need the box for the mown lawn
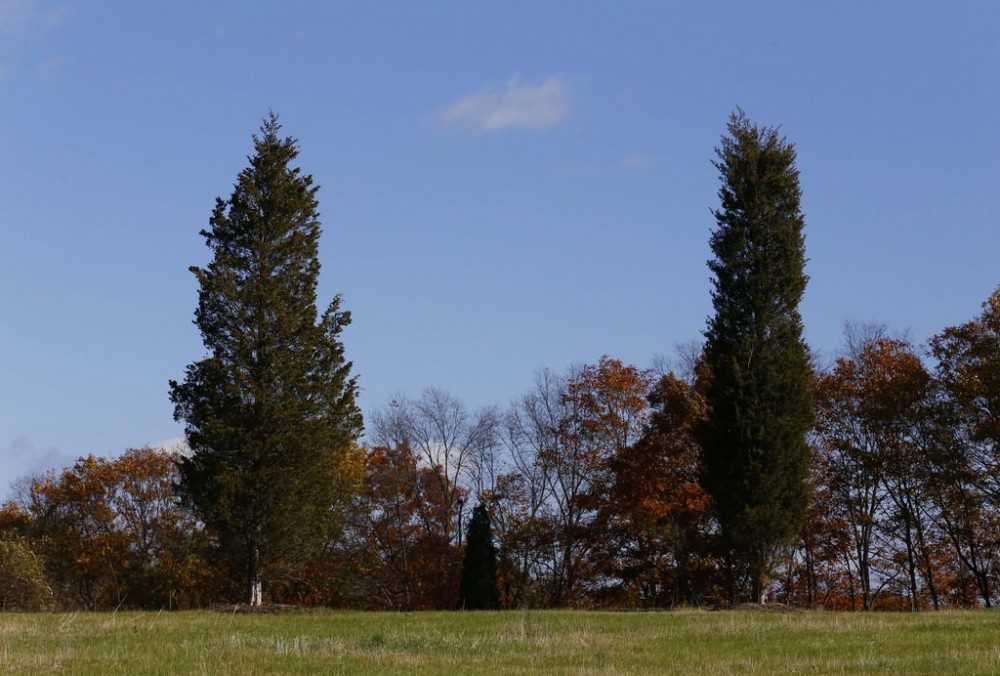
[0,608,997,674]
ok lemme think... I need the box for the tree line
[2,112,997,611]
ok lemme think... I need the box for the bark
[248,546,262,607]
[753,572,769,605]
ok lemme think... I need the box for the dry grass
[0,608,997,674]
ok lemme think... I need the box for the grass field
[0,608,997,674]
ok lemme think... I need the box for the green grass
[0,608,997,674]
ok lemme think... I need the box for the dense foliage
[697,111,814,604]
[0,448,215,609]
[0,534,55,611]
[168,114,363,606]
[459,503,499,609]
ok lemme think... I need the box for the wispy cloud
[0,1,69,79]
[0,0,68,40]
[427,75,571,135]
[36,54,65,79]
[3,436,76,498]
[619,154,652,169]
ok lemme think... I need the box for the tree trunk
[754,574,769,605]
[751,556,769,605]
[248,546,262,607]
[725,552,737,607]
[977,570,992,609]
[902,522,919,611]
[250,577,263,607]
[912,515,939,610]
[858,547,873,611]
[798,540,815,609]
[844,551,857,611]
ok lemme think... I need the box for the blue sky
[2,1,998,495]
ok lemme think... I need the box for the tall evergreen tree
[458,503,499,609]
[169,114,363,606]
[695,110,814,604]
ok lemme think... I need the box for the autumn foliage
[5,448,217,609]
[5,323,1000,611]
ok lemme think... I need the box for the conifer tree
[695,110,814,604]
[458,503,499,609]
[169,114,362,606]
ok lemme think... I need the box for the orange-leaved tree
[814,330,938,609]
[21,448,214,609]
[600,371,715,607]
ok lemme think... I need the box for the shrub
[0,535,56,611]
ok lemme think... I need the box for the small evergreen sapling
[458,503,499,610]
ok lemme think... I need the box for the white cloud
[428,75,571,135]
[151,436,192,457]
